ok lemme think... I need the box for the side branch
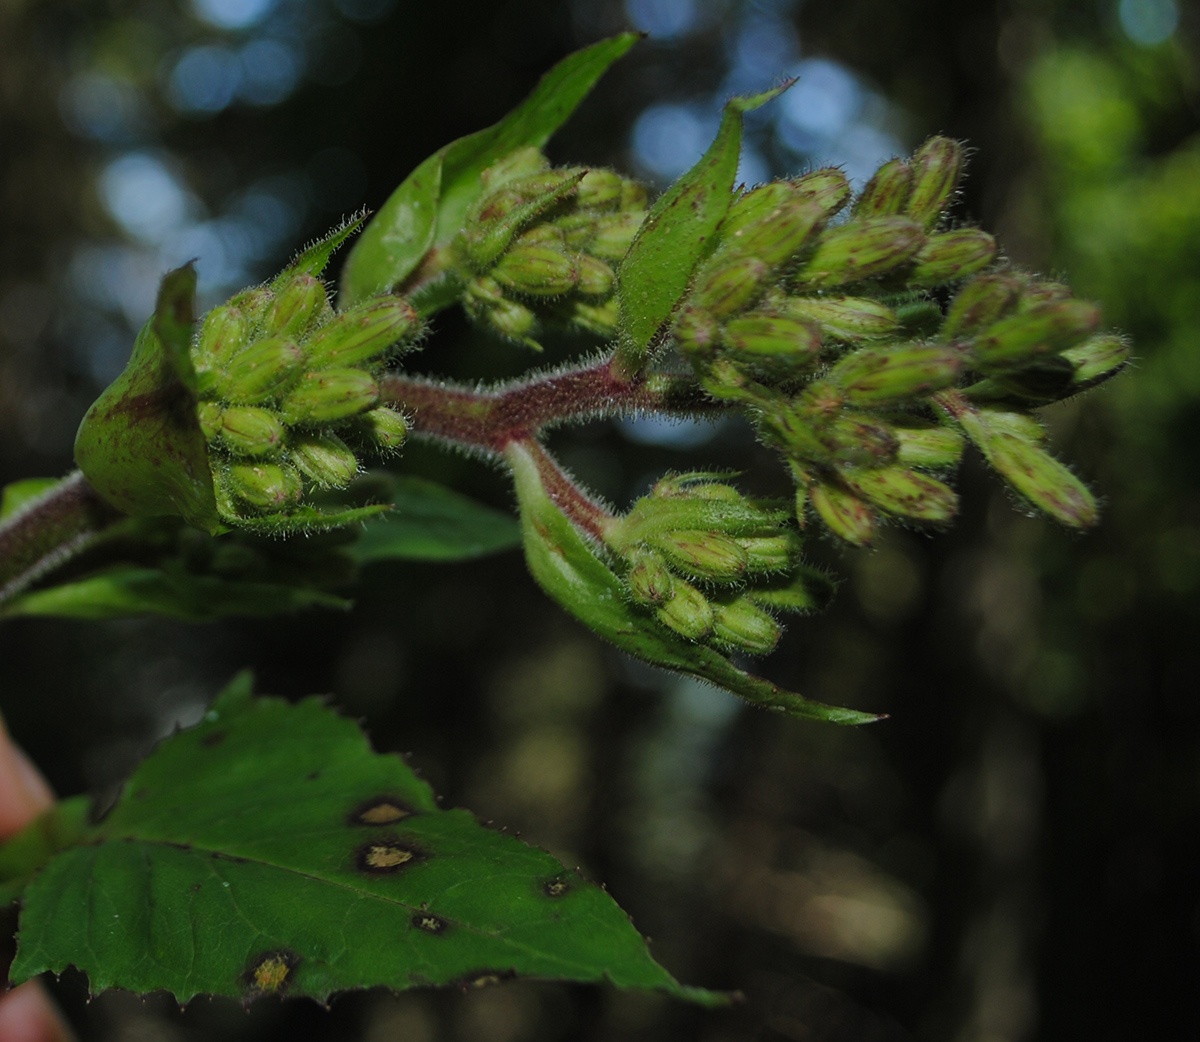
[379,354,714,455]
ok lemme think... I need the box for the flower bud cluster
[602,473,832,654]
[670,137,1125,544]
[455,147,648,349]
[190,272,419,525]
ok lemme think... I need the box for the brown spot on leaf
[350,797,415,827]
[244,950,299,997]
[354,837,425,874]
[543,879,571,898]
[412,914,448,934]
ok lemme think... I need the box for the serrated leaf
[615,87,787,377]
[0,565,350,621]
[73,265,220,533]
[351,477,521,563]
[340,34,640,307]
[7,673,724,1007]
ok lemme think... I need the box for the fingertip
[0,716,54,838]
[0,982,76,1042]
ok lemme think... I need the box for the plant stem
[0,472,122,608]
[380,353,714,455]
[507,437,614,542]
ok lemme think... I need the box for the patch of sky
[624,0,699,41]
[59,74,151,143]
[618,414,728,449]
[1118,0,1178,46]
[168,45,242,114]
[192,0,277,31]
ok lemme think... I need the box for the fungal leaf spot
[455,969,516,990]
[244,950,299,997]
[412,914,448,934]
[543,879,571,898]
[355,837,424,874]
[350,797,414,827]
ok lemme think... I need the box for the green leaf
[614,87,787,378]
[7,673,723,1007]
[0,477,62,522]
[73,265,220,533]
[340,34,640,307]
[506,443,878,725]
[351,477,521,563]
[0,565,350,621]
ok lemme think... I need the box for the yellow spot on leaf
[253,957,291,993]
[367,843,414,869]
[358,802,410,825]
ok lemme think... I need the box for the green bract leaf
[340,34,640,307]
[7,673,723,1007]
[0,565,350,621]
[74,265,220,533]
[352,477,521,563]
[274,213,368,284]
[506,442,878,725]
[615,86,788,378]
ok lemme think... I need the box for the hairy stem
[380,353,714,455]
[0,472,122,608]
[506,437,614,542]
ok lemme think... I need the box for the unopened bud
[892,421,965,468]
[290,432,359,488]
[722,198,825,268]
[828,344,962,405]
[972,408,1047,444]
[353,407,408,451]
[217,406,286,458]
[1061,334,1131,389]
[853,158,912,217]
[980,430,1097,527]
[792,167,851,217]
[711,597,782,655]
[722,182,797,240]
[739,533,801,573]
[280,368,379,425]
[575,254,615,297]
[197,401,223,441]
[655,580,714,640]
[575,169,624,210]
[942,273,1021,339]
[478,146,550,192]
[1017,279,1070,310]
[972,299,1101,370]
[692,255,770,318]
[843,466,958,523]
[305,297,420,368]
[795,216,925,289]
[905,137,965,229]
[461,171,584,269]
[906,228,996,286]
[648,529,748,581]
[224,462,303,512]
[808,479,878,547]
[195,305,250,372]
[673,306,722,357]
[626,549,675,606]
[589,212,644,263]
[620,179,649,212]
[745,565,836,614]
[493,243,578,297]
[986,357,1076,401]
[226,286,272,322]
[216,337,305,404]
[723,312,822,364]
[265,275,328,339]
[557,213,598,250]
[784,295,899,340]
[818,413,899,467]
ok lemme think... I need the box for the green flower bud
[280,368,379,425]
[795,216,925,289]
[1017,279,1070,310]
[896,300,946,339]
[739,533,801,573]
[984,357,1077,401]
[652,473,745,501]
[575,254,615,297]
[224,462,303,513]
[808,479,878,547]
[460,170,585,270]
[817,413,900,467]
[971,299,1101,370]
[710,597,782,655]
[673,306,722,357]
[194,305,250,372]
[625,549,675,606]
[721,197,825,268]
[216,406,286,458]
[745,565,837,614]
[214,336,305,404]
[692,255,770,318]
[568,299,619,337]
[792,167,851,217]
[478,146,551,192]
[784,295,900,340]
[722,312,822,364]
[722,182,798,241]
[1061,333,1131,390]
[699,357,760,403]
[304,297,420,369]
[225,286,272,322]
[905,136,965,229]
[828,344,962,405]
[574,168,624,210]
[647,529,748,582]
[492,243,579,297]
[842,466,958,523]
[264,274,328,339]
[557,212,598,250]
[906,228,996,286]
[516,223,566,246]
[588,211,643,263]
[620,179,649,212]
[197,401,223,441]
[972,407,1047,444]
[852,158,912,217]
[352,406,408,451]
[290,432,359,488]
[655,580,714,641]
[891,421,965,469]
[942,273,1021,340]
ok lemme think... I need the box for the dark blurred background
[2,0,1198,1039]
